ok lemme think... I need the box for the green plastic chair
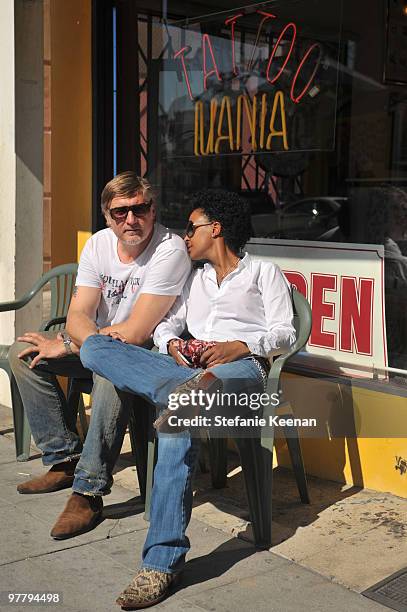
[212,287,313,548]
[0,263,78,461]
[143,287,312,549]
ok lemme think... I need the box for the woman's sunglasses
[109,201,153,222]
[184,220,214,238]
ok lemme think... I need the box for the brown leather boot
[50,492,103,540]
[154,371,223,433]
[17,459,78,494]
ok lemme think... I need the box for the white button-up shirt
[153,253,296,358]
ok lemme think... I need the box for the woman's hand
[168,339,192,367]
[200,340,250,368]
[17,332,69,368]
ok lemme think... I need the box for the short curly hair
[190,189,251,253]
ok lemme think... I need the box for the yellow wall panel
[277,373,407,498]
[77,230,91,260]
[50,0,92,266]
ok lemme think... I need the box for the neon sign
[160,1,342,158]
[174,11,319,103]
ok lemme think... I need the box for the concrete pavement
[0,431,389,612]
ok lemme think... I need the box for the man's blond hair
[101,171,154,215]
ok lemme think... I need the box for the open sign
[247,238,387,378]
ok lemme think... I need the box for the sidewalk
[0,427,392,612]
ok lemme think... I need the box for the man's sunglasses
[184,220,214,238]
[109,201,153,222]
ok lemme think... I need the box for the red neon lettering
[247,11,276,71]
[310,274,337,349]
[225,13,243,75]
[283,271,308,298]
[340,277,374,355]
[266,22,297,86]
[174,46,194,101]
[290,43,322,104]
[202,34,222,90]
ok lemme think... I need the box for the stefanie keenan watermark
[166,389,317,433]
[164,413,317,429]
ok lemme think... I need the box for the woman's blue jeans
[80,334,264,573]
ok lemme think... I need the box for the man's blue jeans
[80,334,264,573]
[8,333,133,496]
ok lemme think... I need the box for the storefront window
[109,0,407,383]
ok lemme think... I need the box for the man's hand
[200,341,250,368]
[17,332,71,368]
[99,327,128,343]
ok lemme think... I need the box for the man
[8,171,191,539]
[79,189,296,608]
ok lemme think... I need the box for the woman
[80,189,295,609]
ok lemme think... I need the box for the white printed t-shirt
[75,223,191,328]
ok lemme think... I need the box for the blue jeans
[80,334,264,573]
[8,333,133,496]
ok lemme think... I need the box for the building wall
[49,0,92,267]
[0,0,43,407]
[15,0,44,330]
[0,1,17,345]
[43,0,52,271]
[0,0,91,407]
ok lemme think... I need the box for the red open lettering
[340,277,374,356]
[310,274,337,349]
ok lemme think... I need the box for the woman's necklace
[216,257,240,287]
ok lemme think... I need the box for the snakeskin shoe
[116,568,182,609]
